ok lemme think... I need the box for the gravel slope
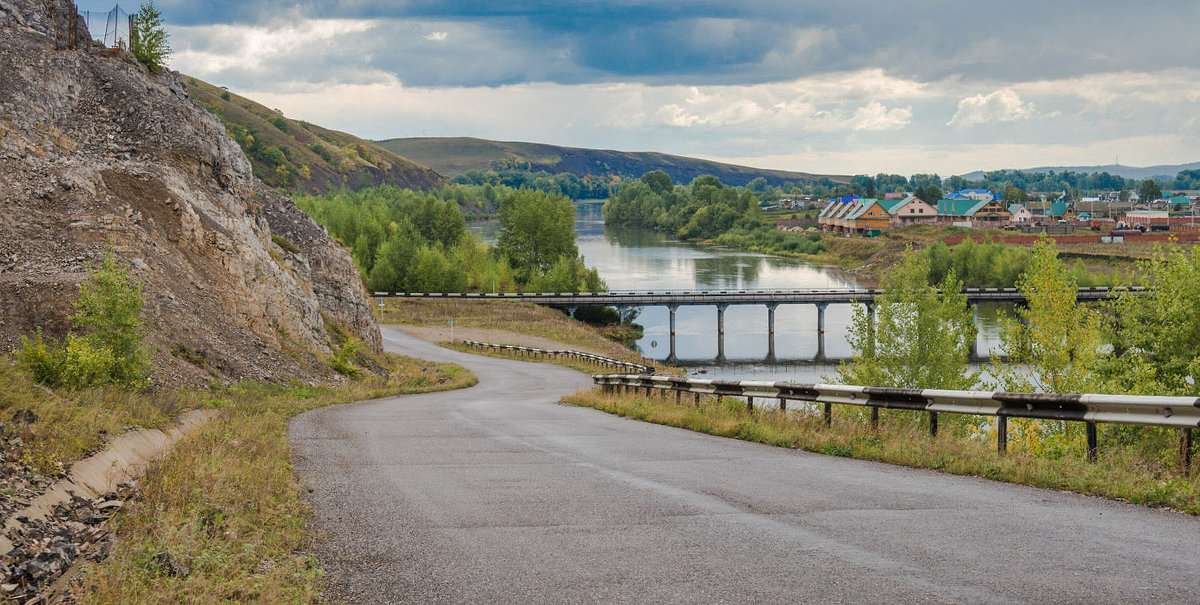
[289,326,1200,604]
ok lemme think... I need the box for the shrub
[329,338,366,378]
[271,116,289,133]
[17,249,152,389]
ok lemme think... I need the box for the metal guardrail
[593,374,1200,467]
[462,340,655,374]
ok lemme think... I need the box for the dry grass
[79,355,475,603]
[380,298,655,365]
[0,360,202,478]
[564,389,1200,515]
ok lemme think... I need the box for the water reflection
[469,201,1010,372]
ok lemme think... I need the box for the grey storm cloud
[152,0,1200,88]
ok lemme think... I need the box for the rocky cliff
[0,0,381,386]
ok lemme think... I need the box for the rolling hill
[960,161,1200,181]
[184,78,444,194]
[374,137,849,187]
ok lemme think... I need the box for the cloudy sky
[83,1,1200,176]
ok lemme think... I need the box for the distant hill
[374,137,848,187]
[184,77,444,194]
[960,161,1200,181]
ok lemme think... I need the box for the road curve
[290,327,1200,604]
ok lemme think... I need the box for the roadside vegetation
[1,250,477,602]
[81,356,474,603]
[570,239,1200,513]
[562,390,1200,514]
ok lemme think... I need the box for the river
[471,201,1010,382]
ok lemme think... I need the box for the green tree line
[294,185,603,294]
[603,171,826,255]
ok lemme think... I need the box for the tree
[914,185,943,204]
[992,240,1102,395]
[1102,245,1200,396]
[1001,186,1029,203]
[837,247,979,391]
[131,1,171,73]
[990,240,1104,457]
[641,170,674,195]
[1139,179,1162,203]
[497,189,578,279]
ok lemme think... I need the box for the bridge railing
[592,373,1199,468]
[461,340,655,374]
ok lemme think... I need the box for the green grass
[80,355,475,603]
[564,389,1200,515]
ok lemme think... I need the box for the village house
[1049,201,1077,221]
[1008,204,1033,224]
[937,198,1012,227]
[881,195,937,227]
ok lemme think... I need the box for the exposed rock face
[0,0,381,386]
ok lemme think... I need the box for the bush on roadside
[17,249,152,390]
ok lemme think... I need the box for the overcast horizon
[83,1,1200,177]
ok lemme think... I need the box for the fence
[593,374,1200,469]
[461,341,655,374]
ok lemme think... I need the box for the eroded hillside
[0,0,381,386]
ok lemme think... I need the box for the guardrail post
[824,402,832,426]
[1086,421,1098,461]
[778,397,786,412]
[675,390,681,405]
[1181,428,1193,473]
[929,411,938,437]
[870,407,879,430]
[997,416,1008,454]
[694,392,701,408]
[746,396,754,413]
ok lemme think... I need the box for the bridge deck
[383,287,1133,306]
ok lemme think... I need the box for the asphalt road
[289,327,1200,604]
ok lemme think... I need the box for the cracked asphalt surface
[289,326,1200,604]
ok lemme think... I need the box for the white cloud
[947,88,1037,127]
[847,102,912,131]
[425,31,448,41]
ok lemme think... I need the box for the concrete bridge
[384,287,1132,362]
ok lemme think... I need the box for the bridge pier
[716,303,729,362]
[815,303,828,362]
[766,303,779,362]
[667,305,678,362]
[969,305,979,360]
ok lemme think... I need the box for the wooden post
[824,402,832,426]
[675,390,681,406]
[870,407,879,430]
[997,416,1008,453]
[929,411,938,437]
[694,392,701,407]
[746,396,754,413]
[778,398,786,412]
[1086,421,1098,462]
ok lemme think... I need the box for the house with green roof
[879,195,937,227]
[937,198,1011,225]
